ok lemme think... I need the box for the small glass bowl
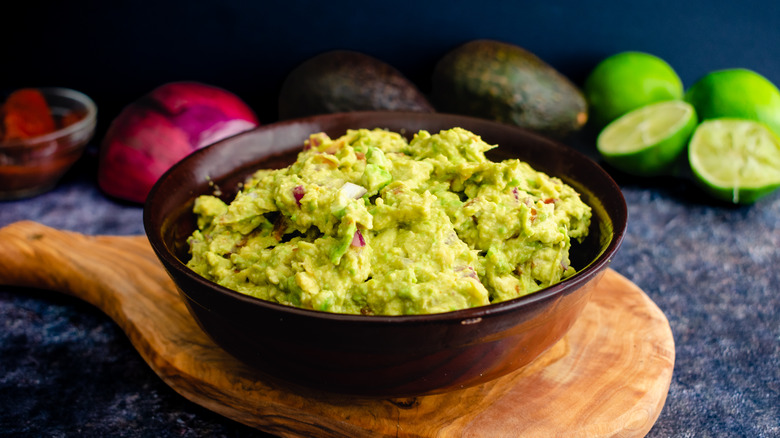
[0,87,97,200]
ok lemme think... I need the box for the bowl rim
[0,87,97,149]
[144,111,627,324]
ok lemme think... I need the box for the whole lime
[584,51,683,128]
[684,68,780,136]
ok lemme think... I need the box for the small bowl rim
[145,111,627,324]
[0,87,97,150]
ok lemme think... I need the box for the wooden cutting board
[0,221,674,437]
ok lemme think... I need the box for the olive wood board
[0,221,675,437]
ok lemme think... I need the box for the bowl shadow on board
[144,111,627,399]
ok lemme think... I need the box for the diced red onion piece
[293,185,305,206]
[351,229,366,247]
[455,265,478,279]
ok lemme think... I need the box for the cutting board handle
[0,221,101,295]
[0,220,171,331]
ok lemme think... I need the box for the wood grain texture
[0,221,674,437]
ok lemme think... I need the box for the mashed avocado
[187,127,591,315]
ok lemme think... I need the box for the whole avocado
[431,40,587,138]
[278,50,434,119]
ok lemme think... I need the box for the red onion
[351,229,366,247]
[98,81,259,203]
[293,185,305,206]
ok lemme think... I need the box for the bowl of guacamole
[144,111,626,397]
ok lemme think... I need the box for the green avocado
[431,40,588,138]
[278,50,435,120]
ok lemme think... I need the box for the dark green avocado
[431,39,587,138]
[278,50,434,120]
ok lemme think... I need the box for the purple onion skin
[168,104,257,148]
[98,81,259,203]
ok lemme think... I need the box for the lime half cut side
[597,100,697,177]
[688,118,780,204]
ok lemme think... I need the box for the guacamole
[186,127,591,315]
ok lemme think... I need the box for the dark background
[3,1,780,437]
[5,0,780,137]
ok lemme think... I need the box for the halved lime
[688,118,780,204]
[597,100,697,177]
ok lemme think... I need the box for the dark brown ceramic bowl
[144,111,626,398]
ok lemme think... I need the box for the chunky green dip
[187,127,591,315]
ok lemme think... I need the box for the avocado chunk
[278,50,434,119]
[431,39,587,138]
